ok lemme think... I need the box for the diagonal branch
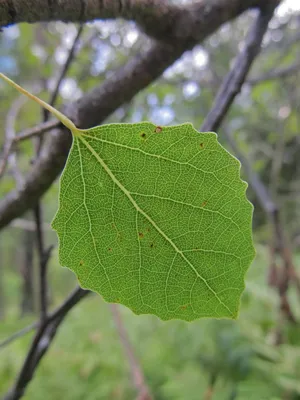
[201,1,280,132]
[43,24,84,121]
[3,286,90,400]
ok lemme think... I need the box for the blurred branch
[15,120,59,142]
[201,2,279,132]
[33,205,53,321]
[43,24,84,121]
[3,286,90,400]
[0,120,58,180]
[249,60,300,85]
[0,0,269,231]
[0,322,37,350]
[3,95,27,188]
[110,304,152,400]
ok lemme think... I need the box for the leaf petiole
[0,72,78,134]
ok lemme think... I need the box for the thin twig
[33,202,53,322]
[4,95,27,188]
[0,322,38,350]
[248,60,300,85]
[15,120,59,143]
[3,287,90,400]
[43,24,84,121]
[0,120,58,179]
[0,83,50,180]
[110,304,152,400]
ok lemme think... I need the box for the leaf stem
[0,73,77,133]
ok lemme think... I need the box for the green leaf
[52,122,255,321]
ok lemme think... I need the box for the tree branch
[0,0,274,231]
[0,322,37,350]
[201,1,280,132]
[0,0,184,40]
[248,60,300,85]
[3,287,90,400]
[110,304,152,400]
[14,120,59,142]
[0,0,275,41]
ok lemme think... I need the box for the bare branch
[248,60,300,85]
[0,287,90,352]
[201,2,279,132]
[3,287,89,400]
[15,120,59,143]
[110,304,152,400]
[0,118,58,180]
[44,24,84,121]
[4,95,27,187]
[0,322,37,350]
[33,206,53,321]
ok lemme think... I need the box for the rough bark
[0,0,268,41]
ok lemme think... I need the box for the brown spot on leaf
[138,232,144,239]
[154,126,162,133]
[200,142,204,148]
[180,305,187,310]
[79,260,84,266]
[108,248,112,252]
[140,132,146,138]
[201,200,207,207]
[150,242,154,248]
